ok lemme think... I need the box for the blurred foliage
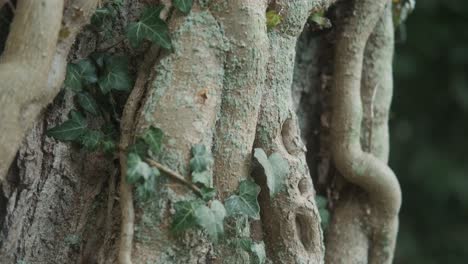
[391,0,468,263]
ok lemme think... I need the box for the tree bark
[0,0,401,263]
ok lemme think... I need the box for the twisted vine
[327,0,401,263]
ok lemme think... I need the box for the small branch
[145,158,202,197]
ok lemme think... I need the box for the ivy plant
[126,5,172,49]
[253,148,289,197]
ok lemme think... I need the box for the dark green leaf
[200,187,216,202]
[64,64,82,91]
[172,199,204,233]
[173,0,193,14]
[194,200,226,242]
[80,130,103,151]
[101,139,117,154]
[190,144,213,173]
[76,92,100,116]
[127,139,149,157]
[98,56,133,93]
[140,126,163,154]
[90,52,111,69]
[126,6,172,49]
[47,111,87,141]
[64,59,98,92]
[237,238,266,264]
[225,180,261,219]
[254,148,289,197]
[238,238,253,252]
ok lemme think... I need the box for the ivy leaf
[135,171,157,201]
[237,238,266,264]
[200,187,216,202]
[225,180,261,219]
[76,92,100,116]
[90,52,111,69]
[80,130,103,151]
[190,144,213,173]
[173,0,193,14]
[250,242,266,264]
[127,139,149,157]
[102,139,117,154]
[192,171,211,187]
[194,200,226,242]
[47,110,87,141]
[254,148,289,197]
[126,153,158,184]
[126,6,172,49]
[172,199,204,233]
[98,56,133,94]
[140,126,163,154]
[64,59,98,92]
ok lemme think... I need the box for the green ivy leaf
[250,241,266,264]
[76,91,100,116]
[80,130,103,151]
[127,139,149,157]
[254,148,289,197]
[172,199,204,233]
[200,187,216,202]
[190,144,213,173]
[194,200,226,242]
[47,110,87,141]
[101,139,117,154]
[90,52,111,69]
[135,171,157,201]
[126,6,172,49]
[126,153,158,184]
[225,180,261,219]
[173,0,193,14]
[98,56,133,94]
[64,59,98,92]
[192,171,211,187]
[237,238,266,264]
[140,126,163,154]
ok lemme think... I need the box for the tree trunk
[0,0,401,263]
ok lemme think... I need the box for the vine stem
[145,159,203,197]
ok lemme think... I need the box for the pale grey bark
[0,0,401,263]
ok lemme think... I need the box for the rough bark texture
[0,0,402,263]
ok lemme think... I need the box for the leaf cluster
[126,126,164,201]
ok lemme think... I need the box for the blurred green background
[391,0,468,263]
